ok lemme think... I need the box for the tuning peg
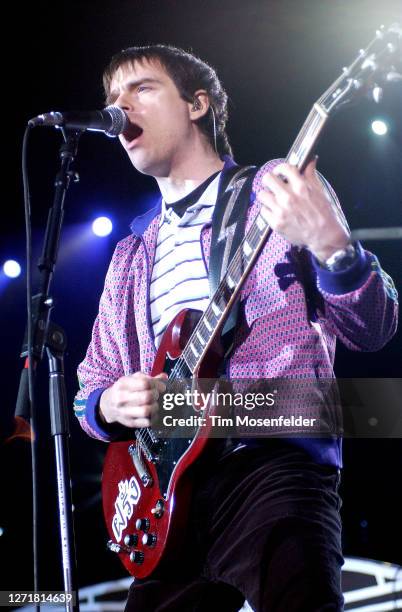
[372,86,383,104]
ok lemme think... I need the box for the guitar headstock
[318,23,402,115]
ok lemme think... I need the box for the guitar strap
[209,164,258,366]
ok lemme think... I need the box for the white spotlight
[92,216,113,237]
[3,260,22,278]
[371,120,388,136]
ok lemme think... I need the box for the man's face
[108,59,195,177]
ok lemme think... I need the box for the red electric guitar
[102,25,401,578]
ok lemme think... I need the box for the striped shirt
[150,173,221,347]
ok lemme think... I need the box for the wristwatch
[322,243,357,272]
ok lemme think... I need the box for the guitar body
[102,308,223,578]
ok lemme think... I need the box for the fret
[226,260,241,282]
[313,102,328,118]
[227,274,236,290]
[183,351,196,372]
[196,330,206,346]
[219,283,233,305]
[197,323,209,342]
[211,301,222,317]
[248,229,262,250]
[204,316,213,332]
[286,105,328,170]
[242,240,252,258]
[190,343,199,358]
[205,307,218,330]
[256,214,267,231]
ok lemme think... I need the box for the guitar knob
[135,518,150,532]
[151,499,165,519]
[142,533,157,547]
[124,533,139,547]
[129,550,144,565]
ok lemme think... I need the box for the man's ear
[189,90,210,120]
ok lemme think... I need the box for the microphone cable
[22,124,40,611]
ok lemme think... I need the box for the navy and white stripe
[150,174,221,347]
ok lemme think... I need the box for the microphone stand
[17,128,82,611]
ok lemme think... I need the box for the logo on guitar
[112,476,141,542]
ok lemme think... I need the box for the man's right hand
[99,372,168,428]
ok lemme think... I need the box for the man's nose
[114,91,134,112]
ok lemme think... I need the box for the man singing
[74,45,397,611]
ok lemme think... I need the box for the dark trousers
[125,441,344,611]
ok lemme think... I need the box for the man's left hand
[259,158,351,263]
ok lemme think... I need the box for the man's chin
[126,152,154,175]
[127,152,167,177]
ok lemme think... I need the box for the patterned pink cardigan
[73,158,398,465]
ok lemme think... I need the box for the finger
[258,192,287,229]
[132,388,159,406]
[124,373,155,392]
[117,388,157,411]
[304,157,322,189]
[261,171,292,199]
[304,156,318,176]
[153,373,168,393]
[273,163,302,182]
[273,163,310,196]
[257,189,275,217]
[120,402,158,419]
[123,416,151,429]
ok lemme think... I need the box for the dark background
[1,0,401,594]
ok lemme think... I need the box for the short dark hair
[103,44,232,158]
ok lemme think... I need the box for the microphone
[28,105,129,137]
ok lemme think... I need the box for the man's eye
[138,85,150,93]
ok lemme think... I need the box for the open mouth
[122,122,143,145]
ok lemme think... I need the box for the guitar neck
[286,104,328,171]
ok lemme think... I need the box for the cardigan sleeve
[73,238,141,441]
[252,160,398,352]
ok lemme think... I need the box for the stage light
[371,120,388,136]
[3,260,22,278]
[92,216,113,237]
